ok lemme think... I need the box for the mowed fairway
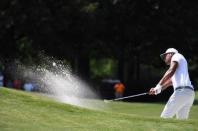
[0,87,197,131]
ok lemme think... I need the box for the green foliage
[16,36,34,63]
[90,58,117,79]
[82,2,99,13]
[0,0,198,85]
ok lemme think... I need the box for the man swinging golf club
[149,48,195,119]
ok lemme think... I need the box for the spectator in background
[23,80,34,92]
[13,79,22,90]
[6,80,13,88]
[0,72,3,87]
[114,81,125,99]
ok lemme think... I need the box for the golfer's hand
[149,88,156,95]
[149,84,162,95]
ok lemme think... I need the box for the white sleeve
[171,53,181,63]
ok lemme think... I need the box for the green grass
[0,87,197,131]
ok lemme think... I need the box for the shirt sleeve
[171,53,181,63]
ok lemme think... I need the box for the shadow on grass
[193,100,198,105]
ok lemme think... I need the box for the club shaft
[113,92,148,101]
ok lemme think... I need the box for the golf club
[104,92,148,103]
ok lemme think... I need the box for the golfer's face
[164,53,172,65]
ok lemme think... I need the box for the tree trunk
[118,57,130,84]
[71,49,90,81]
[135,54,140,81]
[118,57,124,82]
[77,55,90,80]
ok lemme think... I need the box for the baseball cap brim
[160,53,167,60]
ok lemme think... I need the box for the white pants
[161,88,195,119]
[115,92,123,99]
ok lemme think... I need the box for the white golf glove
[154,84,162,95]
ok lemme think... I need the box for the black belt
[175,86,194,91]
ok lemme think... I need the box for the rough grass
[0,87,197,131]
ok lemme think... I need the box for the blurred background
[0,0,197,101]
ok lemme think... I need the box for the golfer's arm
[158,61,178,90]
[161,79,172,91]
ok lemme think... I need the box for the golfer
[149,48,195,119]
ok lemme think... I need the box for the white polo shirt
[171,53,193,89]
